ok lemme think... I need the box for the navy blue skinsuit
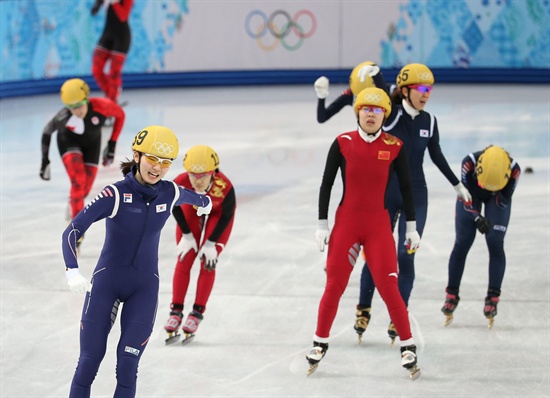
[446,151,520,298]
[62,167,210,398]
[358,94,460,309]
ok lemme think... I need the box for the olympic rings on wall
[245,9,317,51]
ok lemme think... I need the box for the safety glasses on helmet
[189,171,214,179]
[66,100,87,109]
[360,105,386,114]
[143,153,173,168]
[408,84,433,94]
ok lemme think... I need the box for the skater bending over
[442,145,520,328]
[307,87,421,379]
[164,145,236,344]
[62,126,212,397]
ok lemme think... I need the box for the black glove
[102,140,116,166]
[91,0,103,15]
[475,216,493,234]
[495,193,508,209]
[40,159,51,180]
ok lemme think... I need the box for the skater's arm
[207,186,236,242]
[394,149,415,221]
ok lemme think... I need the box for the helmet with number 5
[396,63,434,88]
[131,125,179,159]
[354,87,392,118]
[60,78,90,108]
[475,145,511,192]
[184,145,220,173]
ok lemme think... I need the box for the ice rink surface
[1,83,549,397]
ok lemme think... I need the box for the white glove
[405,221,421,254]
[199,240,218,271]
[315,220,330,252]
[454,182,472,205]
[66,268,92,294]
[177,233,197,261]
[357,64,380,82]
[196,196,212,216]
[314,76,329,99]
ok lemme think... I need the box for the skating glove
[40,158,51,181]
[196,196,212,216]
[66,268,92,294]
[315,220,330,252]
[177,233,197,261]
[102,140,116,166]
[453,182,472,205]
[495,192,508,209]
[314,77,329,99]
[199,240,218,271]
[405,221,421,254]
[357,64,380,82]
[475,216,493,234]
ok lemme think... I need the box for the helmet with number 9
[184,145,220,173]
[132,125,179,159]
[354,87,392,118]
[60,78,90,108]
[475,145,511,192]
[349,61,376,96]
[396,63,434,88]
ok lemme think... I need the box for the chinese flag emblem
[378,151,390,160]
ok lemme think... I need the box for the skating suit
[359,100,460,307]
[316,130,416,341]
[61,168,210,397]
[170,171,236,312]
[40,98,125,218]
[446,151,521,295]
[92,0,133,101]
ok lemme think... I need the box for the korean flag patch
[419,129,429,138]
[156,204,167,213]
[123,193,132,203]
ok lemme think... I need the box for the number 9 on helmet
[475,145,512,192]
[132,126,179,160]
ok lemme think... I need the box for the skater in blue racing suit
[61,126,212,397]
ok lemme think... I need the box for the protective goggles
[359,105,386,114]
[143,153,173,168]
[66,100,87,109]
[189,171,214,179]
[408,84,433,94]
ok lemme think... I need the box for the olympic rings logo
[362,93,383,103]
[245,9,317,51]
[154,142,176,156]
[187,164,207,173]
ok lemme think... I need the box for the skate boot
[181,311,203,344]
[387,322,398,347]
[354,307,371,344]
[483,296,499,329]
[164,310,183,345]
[441,293,460,326]
[306,341,328,376]
[400,344,421,380]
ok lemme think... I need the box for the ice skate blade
[408,366,421,380]
[444,314,453,326]
[306,363,319,376]
[487,317,494,329]
[181,332,195,346]
[165,332,181,345]
[390,337,396,348]
[357,334,363,345]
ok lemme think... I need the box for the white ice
[1,84,549,397]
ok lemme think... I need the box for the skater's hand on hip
[475,216,493,234]
[405,221,421,254]
[40,159,51,180]
[177,233,197,261]
[66,268,92,294]
[199,241,218,271]
[315,220,330,252]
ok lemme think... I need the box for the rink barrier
[1,68,548,99]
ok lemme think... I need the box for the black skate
[305,342,328,376]
[441,293,460,326]
[483,296,499,329]
[400,344,421,380]
[164,311,183,345]
[388,322,398,347]
[354,307,371,344]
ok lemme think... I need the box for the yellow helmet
[184,145,220,173]
[476,145,511,192]
[353,87,392,118]
[60,78,90,108]
[131,125,179,159]
[349,61,376,96]
[396,63,434,88]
